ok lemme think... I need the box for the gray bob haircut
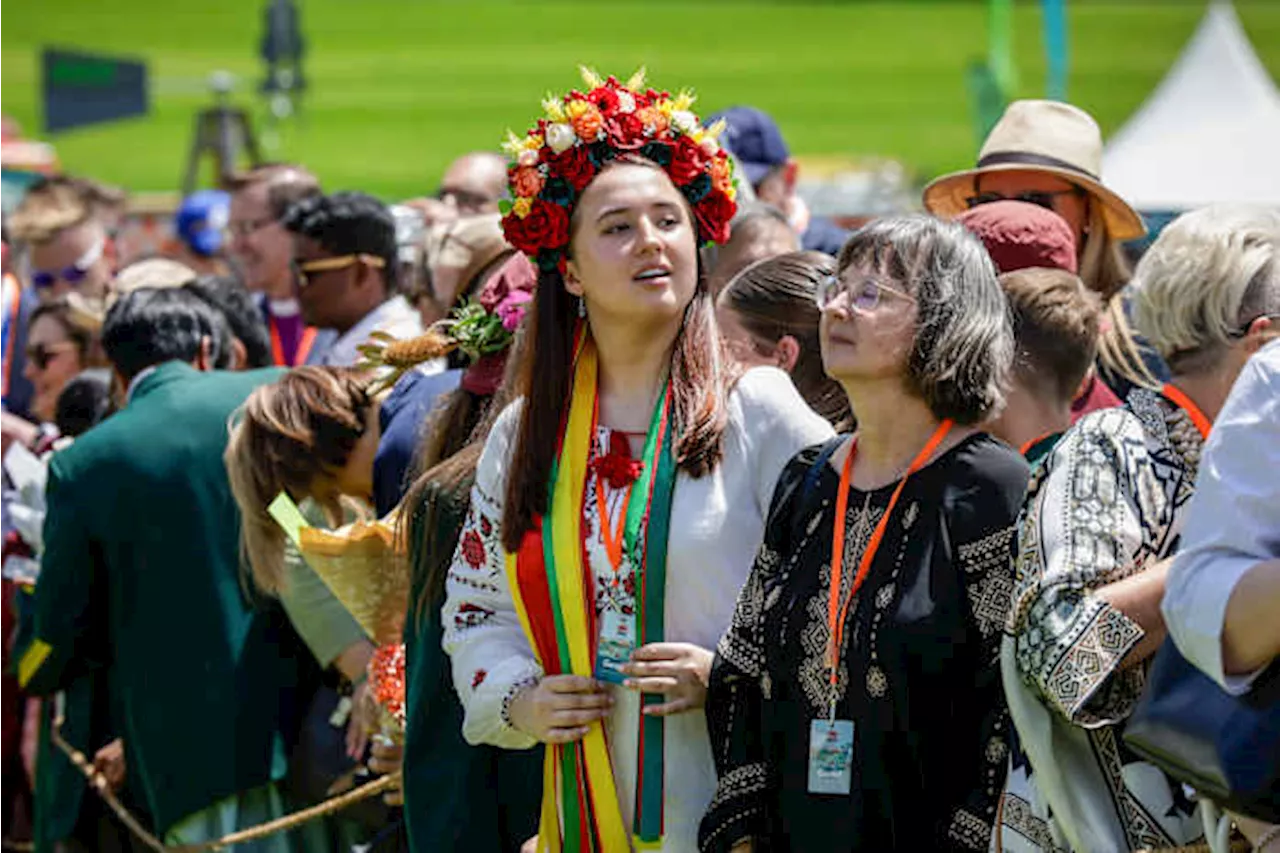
[1131,204,1280,374]
[836,214,1013,425]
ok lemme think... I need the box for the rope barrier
[49,707,400,851]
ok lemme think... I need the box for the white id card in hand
[808,719,854,795]
[594,607,636,685]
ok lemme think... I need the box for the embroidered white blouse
[442,367,833,851]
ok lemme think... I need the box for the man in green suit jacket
[20,288,311,848]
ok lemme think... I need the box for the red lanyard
[1160,383,1211,440]
[269,317,318,367]
[825,420,953,682]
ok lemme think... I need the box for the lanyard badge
[808,420,953,796]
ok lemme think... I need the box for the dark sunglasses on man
[290,253,387,289]
[31,236,105,290]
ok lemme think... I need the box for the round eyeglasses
[814,274,917,312]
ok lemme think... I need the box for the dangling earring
[578,296,587,318]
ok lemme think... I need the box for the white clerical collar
[268,297,301,317]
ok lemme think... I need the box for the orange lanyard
[825,420,953,683]
[1160,383,1211,440]
[1018,431,1057,457]
[595,463,635,573]
[269,316,318,367]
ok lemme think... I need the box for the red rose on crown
[695,190,736,245]
[502,198,571,256]
[588,85,621,115]
[553,145,596,192]
[669,134,709,186]
[606,111,648,151]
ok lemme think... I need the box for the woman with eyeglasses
[700,215,1029,853]
[923,100,1162,403]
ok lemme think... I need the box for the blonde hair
[1131,205,1280,375]
[9,176,124,244]
[225,367,372,593]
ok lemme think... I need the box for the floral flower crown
[500,67,739,274]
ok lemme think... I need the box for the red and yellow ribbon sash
[504,331,675,851]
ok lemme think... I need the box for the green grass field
[4,1,1279,200]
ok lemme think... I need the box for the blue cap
[707,106,790,187]
[175,190,231,257]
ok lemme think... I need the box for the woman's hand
[346,680,374,760]
[730,840,754,853]
[507,675,613,744]
[93,738,127,791]
[368,736,404,806]
[620,642,713,716]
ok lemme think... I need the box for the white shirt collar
[321,296,424,368]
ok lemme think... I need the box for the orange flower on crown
[500,67,738,273]
[511,165,546,199]
[711,155,734,196]
[636,105,669,137]
[565,100,604,143]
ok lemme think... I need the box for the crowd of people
[1,68,1277,853]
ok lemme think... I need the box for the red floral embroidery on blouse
[472,669,488,689]
[461,529,486,569]
[455,602,496,630]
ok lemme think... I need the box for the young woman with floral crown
[441,69,833,852]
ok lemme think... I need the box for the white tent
[1102,2,1280,210]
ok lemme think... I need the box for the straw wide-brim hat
[923,100,1145,242]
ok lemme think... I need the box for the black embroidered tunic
[700,435,1029,852]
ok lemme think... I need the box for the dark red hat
[957,200,1078,274]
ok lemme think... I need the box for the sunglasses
[815,275,917,312]
[26,341,78,370]
[291,253,387,288]
[31,236,106,290]
[964,188,1083,212]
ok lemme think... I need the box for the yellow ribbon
[506,338,630,851]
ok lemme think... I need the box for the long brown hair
[721,250,853,430]
[500,162,737,553]
[399,327,529,624]
[225,366,372,593]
